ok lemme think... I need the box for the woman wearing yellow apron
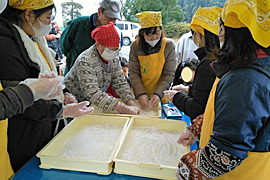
[176,1,270,179]
[129,11,176,109]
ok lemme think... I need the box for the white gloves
[62,101,94,117]
[64,92,78,105]
[172,84,189,95]
[163,90,178,103]
[150,94,160,107]
[177,129,196,146]
[114,102,140,115]
[21,72,63,101]
[138,94,150,109]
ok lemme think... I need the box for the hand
[163,90,178,103]
[172,84,189,94]
[62,101,94,117]
[114,102,140,115]
[177,129,196,146]
[39,71,58,79]
[64,92,78,105]
[138,94,150,109]
[127,100,141,114]
[21,76,64,101]
[150,94,160,107]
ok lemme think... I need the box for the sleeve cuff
[10,84,34,111]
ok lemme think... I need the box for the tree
[122,0,184,25]
[61,0,83,22]
[177,0,227,22]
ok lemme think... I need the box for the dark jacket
[173,47,216,119]
[210,56,270,159]
[60,15,97,75]
[0,84,34,120]
[0,17,63,172]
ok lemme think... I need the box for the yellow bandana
[222,0,270,48]
[9,0,54,10]
[190,7,222,36]
[136,11,162,29]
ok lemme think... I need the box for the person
[0,0,94,172]
[64,22,140,115]
[164,7,220,120]
[60,0,122,76]
[106,56,131,98]
[45,20,63,60]
[0,72,63,180]
[175,30,198,64]
[129,11,176,109]
[176,1,270,179]
[172,57,200,88]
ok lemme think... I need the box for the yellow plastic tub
[37,114,130,175]
[91,100,161,118]
[113,116,190,180]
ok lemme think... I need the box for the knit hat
[190,7,222,36]
[136,11,162,29]
[9,0,54,10]
[91,22,120,47]
[222,0,270,48]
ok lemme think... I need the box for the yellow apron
[138,38,167,102]
[214,151,270,180]
[199,77,220,147]
[34,42,52,70]
[199,78,270,180]
[0,84,14,180]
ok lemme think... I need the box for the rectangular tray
[113,117,190,180]
[37,114,130,175]
[91,100,161,118]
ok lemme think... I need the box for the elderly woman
[64,22,140,115]
[128,11,176,109]
[177,1,270,179]
[0,0,93,173]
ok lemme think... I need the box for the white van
[116,21,141,46]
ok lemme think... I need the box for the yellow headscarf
[190,7,222,36]
[9,0,54,10]
[222,0,270,48]
[136,11,162,29]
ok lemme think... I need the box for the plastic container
[113,116,190,180]
[91,100,161,118]
[37,114,130,175]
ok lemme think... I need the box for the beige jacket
[128,38,176,99]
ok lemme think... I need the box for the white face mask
[29,18,52,37]
[145,38,160,47]
[101,47,119,61]
[0,0,7,14]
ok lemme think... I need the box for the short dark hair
[204,29,219,51]
[214,26,270,66]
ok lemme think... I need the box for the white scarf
[13,24,64,102]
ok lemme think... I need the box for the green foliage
[122,0,185,25]
[61,1,83,22]
[164,21,190,39]
[177,0,227,22]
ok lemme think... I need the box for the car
[116,21,141,46]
